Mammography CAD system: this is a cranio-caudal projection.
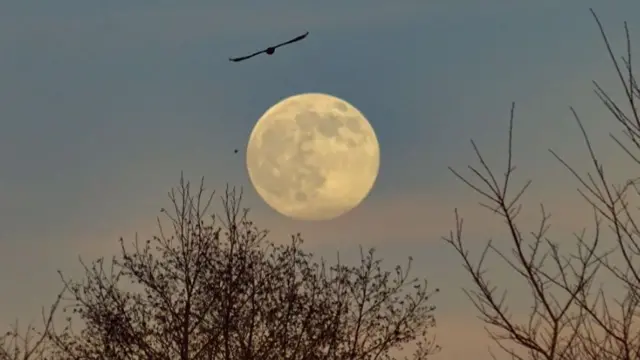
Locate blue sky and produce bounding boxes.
[1,1,639,359]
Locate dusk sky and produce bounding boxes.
[1,1,640,359]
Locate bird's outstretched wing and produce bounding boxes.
[229,49,266,62]
[273,31,309,49]
[229,31,309,62]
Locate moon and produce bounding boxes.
[246,93,380,221]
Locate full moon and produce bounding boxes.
[246,93,380,221]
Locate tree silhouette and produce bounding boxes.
[0,291,62,360]
[45,177,439,360]
[444,9,640,360]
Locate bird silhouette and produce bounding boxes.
[229,31,309,62]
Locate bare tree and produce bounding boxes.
[444,8,640,360]
[46,176,439,360]
[1,290,64,360]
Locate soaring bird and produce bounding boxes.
[229,31,309,62]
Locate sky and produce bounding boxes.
[1,1,640,359]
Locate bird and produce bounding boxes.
[234,149,238,154]
[229,31,309,62]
